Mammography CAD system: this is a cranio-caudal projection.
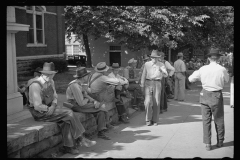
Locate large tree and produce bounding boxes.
[64,6,211,67]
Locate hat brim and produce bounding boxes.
[207,53,222,57]
[73,71,91,78]
[111,67,120,69]
[150,55,160,58]
[94,65,109,72]
[40,70,58,74]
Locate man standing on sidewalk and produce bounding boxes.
[174,52,186,101]
[188,48,229,151]
[140,50,168,126]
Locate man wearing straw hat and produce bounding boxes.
[140,50,168,126]
[66,67,112,140]
[188,48,229,151]
[173,52,186,101]
[123,58,143,110]
[26,62,96,155]
[108,63,130,123]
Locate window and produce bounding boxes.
[73,45,80,54]
[26,6,45,45]
[66,45,72,54]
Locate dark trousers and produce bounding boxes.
[200,89,225,144]
[160,77,168,112]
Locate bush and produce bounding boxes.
[30,58,68,74]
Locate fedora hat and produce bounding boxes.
[111,63,120,69]
[207,48,222,57]
[40,62,58,74]
[177,52,183,57]
[73,67,91,78]
[94,62,109,72]
[143,54,150,61]
[150,50,161,58]
[128,58,137,64]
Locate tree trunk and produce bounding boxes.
[82,33,92,68]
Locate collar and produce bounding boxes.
[209,62,217,65]
[39,76,47,84]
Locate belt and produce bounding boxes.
[212,90,222,92]
[146,79,161,81]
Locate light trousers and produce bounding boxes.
[174,73,186,101]
[144,80,161,123]
[230,76,234,106]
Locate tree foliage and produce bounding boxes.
[64,6,233,67]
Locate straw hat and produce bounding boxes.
[111,63,120,69]
[150,50,161,58]
[39,62,58,74]
[207,48,222,57]
[128,58,137,64]
[73,67,91,78]
[177,52,183,57]
[94,62,109,72]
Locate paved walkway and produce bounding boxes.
[58,81,233,158]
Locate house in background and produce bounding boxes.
[14,6,65,75]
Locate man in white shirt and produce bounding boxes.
[188,49,229,151]
[140,50,168,126]
[174,52,186,101]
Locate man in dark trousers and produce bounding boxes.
[188,48,229,151]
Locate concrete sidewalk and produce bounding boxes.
[58,81,233,158]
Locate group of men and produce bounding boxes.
[23,47,231,154]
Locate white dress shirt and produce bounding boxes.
[188,62,229,91]
[174,59,186,73]
[29,76,58,112]
[141,61,168,86]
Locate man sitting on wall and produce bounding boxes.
[66,67,112,140]
[108,63,130,123]
[123,58,143,110]
[26,62,96,155]
[86,62,122,124]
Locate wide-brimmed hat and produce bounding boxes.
[177,52,183,57]
[94,62,109,72]
[128,58,137,64]
[150,50,161,58]
[111,63,120,69]
[143,54,150,61]
[73,67,91,78]
[207,48,222,57]
[40,62,58,74]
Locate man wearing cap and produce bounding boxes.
[174,52,186,101]
[108,63,130,123]
[66,67,113,140]
[158,51,175,113]
[26,62,96,155]
[188,49,229,151]
[123,58,142,110]
[140,50,168,126]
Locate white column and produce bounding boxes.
[7,6,30,116]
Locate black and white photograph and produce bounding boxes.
[7,4,234,158]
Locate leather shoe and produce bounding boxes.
[205,144,211,151]
[63,146,80,155]
[216,141,223,148]
[153,122,158,126]
[146,121,152,126]
[80,137,96,148]
[120,116,130,124]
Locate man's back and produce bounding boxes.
[174,59,186,72]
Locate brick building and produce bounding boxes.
[14,6,65,75]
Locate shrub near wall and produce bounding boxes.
[30,58,68,75]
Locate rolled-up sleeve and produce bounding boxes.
[160,64,168,77]
[70,83,89,107]
[29,83,48,112]
[123,68,129,79]
[188,70,200,82]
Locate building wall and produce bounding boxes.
[88,36,151,67]
[15,6,65,57]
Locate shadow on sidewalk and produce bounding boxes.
[210,141,234,151]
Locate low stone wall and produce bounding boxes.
[7,106,119,158]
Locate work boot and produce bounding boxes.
[98,131,111,140]
[119,115,129,124]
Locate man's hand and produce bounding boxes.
[46,105,55,116]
